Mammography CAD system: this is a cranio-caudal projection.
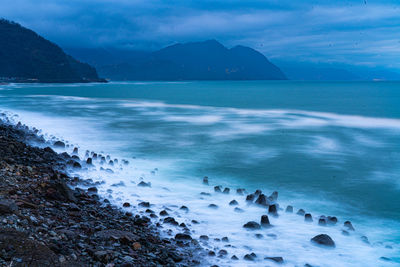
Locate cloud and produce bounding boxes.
[1,0,400,69]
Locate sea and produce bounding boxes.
[0,81,399,266]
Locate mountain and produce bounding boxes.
[68,40,287,81]
[0,19,105,83]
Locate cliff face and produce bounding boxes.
[0,19,104,83]
[75,40,287,81]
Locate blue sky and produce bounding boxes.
[2,0,400,70]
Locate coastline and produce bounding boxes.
[0,119,204,266]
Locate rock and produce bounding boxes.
[164,217,178,225]
[244,253,257,261]
[236,188,245,195]
[160,210,169,216]
[223,187,230,194]
[214,186,222,192]
[53,141,65,148]
[180,205,189,212]
[138,202,150,207]
[246,194,255,202]
[265,256,284,263]
[87,186,98,193]
[234,207,244,213]
[203,176,209,185]
[344,221,355,231]
[231,255,239,260]
[255,194,268,206]
[86,157,92,164]
[137,181,151,187]
[268,204,278,216]
[208,251,216,256]
[318,218,327,226]
[208,204,218,209]
[305,213,313,222]
[72,147,78,154]
[261,215,271,227]
[342,230,350,236]
[218,249,228,256]
[229,200,238,206]
[270,191,278,201]
[0,199,18,215]
[221,236,229,242]
[311,234,335,247]
[243,221,261,230]
[327,216,338,225]
[254,190,262,196]
[285,205,293,213]
[123,202,130,207]
[361,236,370,244]
[200,235,209,241]
[175,233,192,241]
[297,209,305,216]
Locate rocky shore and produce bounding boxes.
[0,121,204,266]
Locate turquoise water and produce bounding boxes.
[0,81,399,266]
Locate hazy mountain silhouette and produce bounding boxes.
[68,40,287,81]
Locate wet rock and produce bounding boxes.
[361,236,370,244]
[223,187,230,194]
[234,207,244,213]
[246,194,255,202]
[123,202,130,207]
[229,200,238,206]
[218,249,228,256]
[270,191,278,201]
[164,217,179,226]
[72,147,78,154]
[208,204,218,209]
[53,141,65,148]
[265,256,284,263]
[191,220,199,224]
[137,181,151,187]
[160,210,169,216]
[297,209,305,216]
[222,237,229,242]
[86,157,92,164]
[200,192,211,196]
[87,186,98,193]
[138,202,150,207]
[380,257,392,262]
[268,204,278,217]
[200,235,209,241]
[255,194,268,206]
[261,215,271,227]
[243,221,261,230]
[327,216,338,225]
[344,221,355,231]
[203,176,209,185]
[244,253,257,261]
[175,233,192,241]
[305,213,313,222]
[311,234,335,247]
[318,218,327,226]
[208,251,216,256]
[254,190,262,196]
[342,230,350,236]
[255,233,263,239]
[180,205,189,212]
[73,161,81,168]
[214,186,222,192]
[231,255,239,260]
[0,199,18,215]
[286,205,293,213]
[236,188,245,195]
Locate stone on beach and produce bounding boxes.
[344,221,355,231]
[286,205,293,213]
[223,187,230,194]
[297,209,305,216]
[214,186,222,192]
[137,181,151,187]
[208,204,218,209]
[53,141,65,148]
[246,194,255,202]
[261,215,271,227]
[265,256,284,263]
[305,213,313,222]
[268,204,278,217]
[229,200,238,206]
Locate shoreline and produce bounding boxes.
[0,119,204,266]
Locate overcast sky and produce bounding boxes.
[2,0,400,69]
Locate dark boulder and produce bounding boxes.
[214,186,222,192]
[261,215,271,227]
[246,194,255,202]
[203,176,209,185]
[223,187,230,194]
[255,194,268,206]
[243,221,261,230]
[311,234,335,247]
[0,199,18,214]
[265,256,284,263]
[286,205,293,213]
[229,200,238,206]
[137,181,151,187]
[297,209,305,216]
[208,204,218,209]
[268,204,278,216]
[53,141,65,148]
[305,213,313,222]
[344,221,355,231]
[175,233,192,240]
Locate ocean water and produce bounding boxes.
[0,81,399,266]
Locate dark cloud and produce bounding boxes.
[1,0,400,69]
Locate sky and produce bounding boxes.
[2,0,400,72]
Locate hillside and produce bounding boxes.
[0,19,105,83]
